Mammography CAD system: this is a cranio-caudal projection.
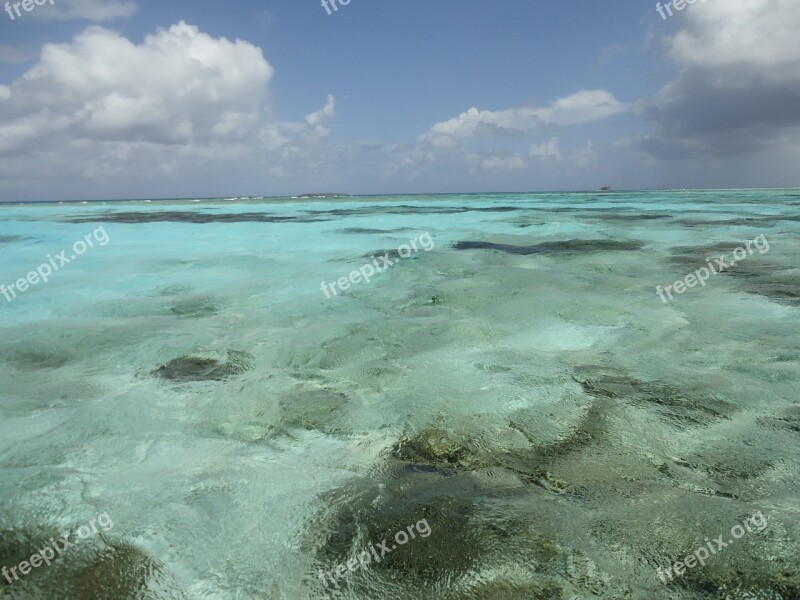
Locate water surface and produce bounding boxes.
[1,190,798,599]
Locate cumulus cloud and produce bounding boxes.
[530,137,562,161]
[0,21,339,199]
[481,153,526,172]
[404,90,616,180]
[0,21,337,156]
[301,94,336,145]
[423,89,625,146]
[0,21,275,152]
[640,0,800,157]
[666,0,800,75]
[571,141,598,168]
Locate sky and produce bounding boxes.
[0,0,798,201]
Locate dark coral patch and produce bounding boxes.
[169,296,221,318]
[668,241,800,305]
[454,239,644,255]
[0,235,28,243]
[152,350,253,382]
[313,472,486,589]
[572,365,735,428]
[68,211,329,224]
[1,527,183,597]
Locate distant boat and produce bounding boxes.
[598,186,612,192]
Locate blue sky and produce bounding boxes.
[0,0,798,200]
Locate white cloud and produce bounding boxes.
[530,137,562,161]
[0,21,339,199]
[424,89,626,146]
[405,92,618,181]
[571,141,598,168]
[641,0,800,157]
[0,22,275,151]
[666,0,800,77]
[481,153,526,172]
[301,94,336,145]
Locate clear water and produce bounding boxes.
[1,191,798,599]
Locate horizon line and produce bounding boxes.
[2,186,799,205]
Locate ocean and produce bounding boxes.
[1,190,798,599]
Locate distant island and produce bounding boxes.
[293,193,351,199]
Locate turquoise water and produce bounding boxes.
[1,191,799,599]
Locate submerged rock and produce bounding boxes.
[675,214,800,227]
[453,239,644,256]
[310,418,627,597]
[757,408,800,434]
[151,349,253,382]
[68,211,328,224]
[307,420,578,592]
[359,248,406,263]
[675,529,800,600]
[4,347,74,370]
[0,235,28,244]
[667,241,800,305]
[169,296,221,318]
[312,470,488,590]
[340,227,414,234]
[310,205,518,217]
[0,527,182,598]
[402,463,453,477]
[280,388,350,434]
[572,365,735,428]
[392,427,468,467]
[396,404,607,474]
[310,405,798,598]
[387,411,609,498]
[65,542,164,599]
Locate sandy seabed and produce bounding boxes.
[1,190,799,599]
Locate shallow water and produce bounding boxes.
[1,190,798,599]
